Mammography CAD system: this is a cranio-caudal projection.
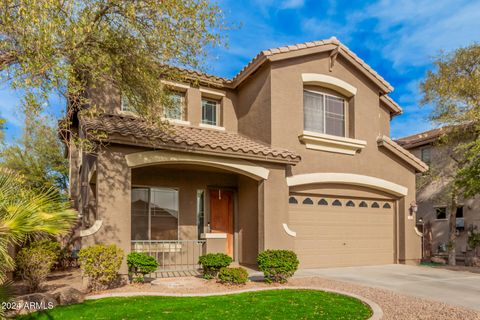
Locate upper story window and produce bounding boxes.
[303,90,346,137]
[421,147,431,164]
[164,91,186,121]
[121,95,135,113]
[201,98,220,126]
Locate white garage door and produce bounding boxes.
[288,195,395,268]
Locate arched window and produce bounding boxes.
[359,201,368,208]
[302,198,314,205]
[288,197,298,204]
[346,200,355,207]
[318,198,328,206]
[371,202,380,208]
[332,199,342,206]
[383,203,392,209]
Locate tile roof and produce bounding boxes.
[396,127,446,149]
[80,114,301,164]
[231,37,393,92]
[172,37,394,93]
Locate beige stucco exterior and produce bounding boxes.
[70,39,424,273]
[405,140,480,259]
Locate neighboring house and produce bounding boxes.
[68,37,427,275]
[398,128,480,260]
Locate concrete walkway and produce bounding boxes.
[294,264,480,311]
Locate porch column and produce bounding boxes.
[89,147,131,275]
[260,165,294,251]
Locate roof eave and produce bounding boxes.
[93,133,301,165]
[377,135,429,173]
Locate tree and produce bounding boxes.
[421,43,480,265]
[0,118,5,143]
[0,0,226,131]
[0,170,77,283]
[1,114,68,194]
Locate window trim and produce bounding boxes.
[201,97,221,127]
[163,91,187,121]
[303,88,348,138]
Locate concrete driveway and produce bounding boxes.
[294,264,480,311]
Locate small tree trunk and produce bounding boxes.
[448,189,458,266]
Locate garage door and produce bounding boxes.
[288,195,395,268]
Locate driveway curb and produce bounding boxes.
[86,286,383,320]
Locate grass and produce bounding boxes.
[18,289,372,320]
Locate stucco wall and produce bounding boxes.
[267,53,420,263]
[409,143,480,256]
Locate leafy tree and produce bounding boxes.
[1,114,68,194]
[421,43,480,265]
[0,118,5,143]
[0,170,77,283]
[0,0,225,131]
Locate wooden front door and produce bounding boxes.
[210,189,234,257]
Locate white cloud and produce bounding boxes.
[280,0,305,9]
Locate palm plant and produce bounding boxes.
[0,170,77,283]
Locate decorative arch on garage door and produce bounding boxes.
[286,173,408,197]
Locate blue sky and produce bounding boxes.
[1,0,479,142]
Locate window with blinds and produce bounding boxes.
[304,90,346,137]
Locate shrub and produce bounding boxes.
[198,253,232,279]
[127,252,159,283]
[218,267,248,285]
[468,229,480,254]
[16,246,56,292]
[29,239,61,268]
[256,250,299,283]
[78,244,124,291]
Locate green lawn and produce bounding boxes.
[18,289,372,320]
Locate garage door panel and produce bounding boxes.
[288,195,394,268]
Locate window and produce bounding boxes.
[371,202,380,208]
[332,199,342,206]
[303,90,346,137]
[289,196,298,204]
[383,203,392,209]
[456,206,464,218]
[121,95,135,113]
[197,190,205,240]
[346,200,355,207]
[302,198,313,205]
[359,201,368,208]
[436,207,447,220]
[164,92,186,120]
[131,187,179,240]
[201,98,219,126]
[318,199,328,206]
[421,147,431,163]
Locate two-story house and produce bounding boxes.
[398,127,480,261]
[68,38,427,275]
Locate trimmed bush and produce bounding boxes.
[16,246,56,292]
[256,250,299,283]
[127,252,159,283]
[29,239,61,268]
[198,253,232,279]
[78,244,124,292]
[218,267,248,285]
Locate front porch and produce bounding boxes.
[128,163,260,275]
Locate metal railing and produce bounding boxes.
[131,240,206,277]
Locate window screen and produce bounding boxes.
[303,90,345,137]
[164,92,185,120]
[201,99,218,125]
